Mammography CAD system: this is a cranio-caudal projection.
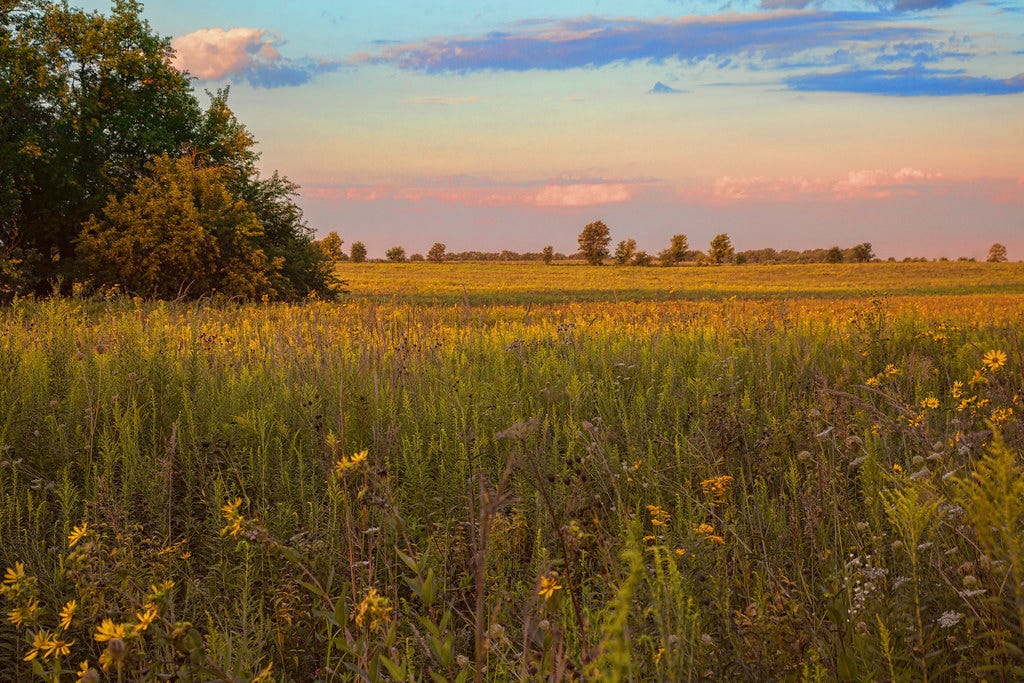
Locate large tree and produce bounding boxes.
[2,0,201,293]
[1,1,335,300]
[988,243,1008,263]
[578,221,611,265]
[658,234,688,265]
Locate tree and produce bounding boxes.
[386,246,407,263]
[632,251,652,267]
[427,242,447,263]
[350,241,367,263]
[988,243,1008,263]
[851,242,874,263]
[3,0,202,293]
[614,239,637,265]
[542,245,554,265]
[578,221,611,265]
[317,232,345,261]
[77,154,277,299]
[658,234,688,265]
[709,233,734,264]
[825,246,844,264]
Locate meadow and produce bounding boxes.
[1,262,1023,681]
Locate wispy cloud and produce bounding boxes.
[302,177,648,207]
[786,67,1024,95]
[172,28,339,88]
[349,12,933,74]
[704,168,1023,204]
[407,96,482,105]
[649,81,685,94]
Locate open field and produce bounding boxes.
[2,263,1024,681]
[338,261,1024,304]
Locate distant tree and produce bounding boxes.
[542,245,555,265]
[578,221,612,265]
[317,231,345,261]
[386,246,407,263]
[825,246,843,264]
[734,253,747,265]
[350,241,367,263]
[614,238,637,265]
[709,233,734,264]
[427,242,447,262]
[851,242,874,263]
[78,154,277,299]
[632,251,652,267]
[659,234,688,265]
[409,253,424,262]
[988,243,1008,263]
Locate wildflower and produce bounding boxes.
[76,661,98,683]
[68,521,89,547]
[982,349,1007,372]
[920,397,939,410]
[694,523,715,536]
[951,381,964,399]
[3,562,26,587]
[8,596,39,626]
[220,498,245,538]
[865,376,880,387]
[23,628,54,661]
[134,607,158,632]
[884,364,901,377]
[538,574,563,602]
[43,634,74,659]
[991,407,1014,425]
[94,619,127,642]
[675,548,687,557]
[353,588,392,631]
[936,611,963,629]
[333,449,369,478]
[59,599,77,630]
[892,463,903,475]
[646,504,671,527]
[700,475,734,504]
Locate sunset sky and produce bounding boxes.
[84,1,1023,258]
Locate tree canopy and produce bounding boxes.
[578,221,611,265]
[0,0,335,300]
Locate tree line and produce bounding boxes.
[1,0,338,301]
[318,222,1011,266]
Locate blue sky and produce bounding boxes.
[80,0,1024,258]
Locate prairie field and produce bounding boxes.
[2,262,1024,681]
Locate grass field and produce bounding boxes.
[2,262,1024,681]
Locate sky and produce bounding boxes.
[82,0,1023,259]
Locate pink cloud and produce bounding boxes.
[706,168,957,204]
[832,167,943,199]
[172,28,274,81]
[532,183,633,206]
[302,180,638,208]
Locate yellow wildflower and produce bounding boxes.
[892,463,903,474]
[646,504,671,527]
[220,498,245,538]
[76,661,93,683]
[43,634,74,659]
[694,523,715,536]
[59,599,77,630]
[700,475,734,503]
[991,407,1014,425]
[537,574,563,602]
[333,449,369,478]
[982,349,1007,372]
[23,629,53,661]
[7,596,39,627]
[3,562,25,587]
[884,364,901,377]
[675,548,687,557]
[354,588,393,630]
[134,607,158,632]
[865,376,880,387]
[68,522,88,548]
[94,619,126,642]
[920,397,940,410]
[951,381,964,399]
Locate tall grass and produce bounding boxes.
[1,268,1023,680]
